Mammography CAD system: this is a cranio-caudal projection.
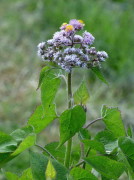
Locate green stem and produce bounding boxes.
[64,72,72,168]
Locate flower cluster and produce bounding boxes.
[37,19,108,72]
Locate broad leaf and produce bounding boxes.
[5,172,18,180]
[59,105,86,147]
[82,139,105,154]
[91,66,108,85]
[70,167,97,180]
[95,130,118,154]
[28,104,57,133]
[117,150,134,178]
[102,105,126,138]
[37,66,51,90]
[10,125,34,143]
[0,153,11,165]
[45,160,56,179]
[101,176,110,180]
[73,81,89,105]
[19,168,33,180]
[30,151,68,180]
[41,72,61,111]
[0,131,17,153]
[11,134,36,157]
[118,137,134,160]
[127,126,134,138]
[84,156,125,179]
[78,128,91,140]
[44,142,65,163]
[0,134,36,167]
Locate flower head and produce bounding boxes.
[37,19,108,72]
[78,19,84,24]
[74,35,83,43]
[69,19,84,30]
[60,23,67,30]
[83,31,95,45]
[65,25,74,32]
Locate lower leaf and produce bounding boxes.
[84,155,125,179]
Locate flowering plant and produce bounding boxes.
[1,19,134,180]
[37,19,108,72]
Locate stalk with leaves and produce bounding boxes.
[0,19,134,180]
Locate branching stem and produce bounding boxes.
[84,117,103,129]
[35,144,56,160]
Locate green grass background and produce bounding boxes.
[0,0,134,179]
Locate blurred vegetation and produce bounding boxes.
[0,0,134,179]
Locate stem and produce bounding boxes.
[84,117,103,129]
[80,142,85,159]
[35,144,56,160]
[68,72,72,108]
[64,72,72,168]
[73,160,84,168]
[83,147,91,169]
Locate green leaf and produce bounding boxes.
[70,167,97,180]
[59,105,86,147]
[41,72,61,111]
[44,142,65,163]
[127,126,134,138]
[19,168,33,180]
[117,150,134,178]
[0,134,36,167]
[118,137,134,160]
[78,128,91,140]
[28,104,57,133]
[0,131,17,153]
[37,66,51,90]
[10,125,34,143]
[11,134,36,157]
[30,151,68,180]
[5,172,18,180]
[0,153,11,165]
[82,139,105,154]
[73,81,90,105]
[91,66,108,85]
[84,156,125,179]
[101,176,110,180]
[127,126,132,138]
[102,105,126,138]
[95,130,118,154]
[45,160,56,179]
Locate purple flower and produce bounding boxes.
[53,31,71,46]
[83,31,95,45]
[74,35,83,43]
[47,39,54,46]
[69,19,84,30]
[97,51,108,61]
[37,19,108,72]
[37,42,46,49]
[60,23,67,30]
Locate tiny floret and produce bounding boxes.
[78,20,85,24]
[69,19,84,30]
[60,23,67,30]
[74,35,83,43]
[37,19,108,72]
[83,31,95,45]
[65,25,74,32]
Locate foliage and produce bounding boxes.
[0,64,134,180]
